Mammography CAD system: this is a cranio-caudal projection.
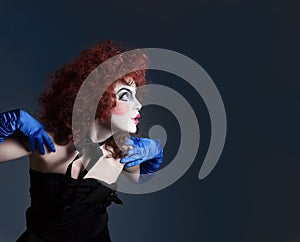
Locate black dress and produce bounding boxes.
[16,155,123,242]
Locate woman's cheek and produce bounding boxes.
[112,102,130,115]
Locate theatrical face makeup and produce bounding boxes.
[110,80,142,133]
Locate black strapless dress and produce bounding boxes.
[16,156,123,242]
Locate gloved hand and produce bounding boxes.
[0,109,56,154]
[120,136,163,173]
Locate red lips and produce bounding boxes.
[131,113,140,125]
[134,113,141,119]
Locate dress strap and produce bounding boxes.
[65,155,79,179]
[65,154,89,181]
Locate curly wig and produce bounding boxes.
[38,40,148,157]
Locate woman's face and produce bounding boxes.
[110,80,142,133]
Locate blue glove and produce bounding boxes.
[121,136,163,173]
[0,109,56,155]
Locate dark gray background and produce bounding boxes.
[0,0,299,241]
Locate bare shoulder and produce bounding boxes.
[29,132,78,174]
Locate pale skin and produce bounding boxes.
[0,79,141,184]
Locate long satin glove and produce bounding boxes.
[0,109,56,154]
[120,136,163,183]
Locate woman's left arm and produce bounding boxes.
[120,137,163,183]
[123,165,140,183]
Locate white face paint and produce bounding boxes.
[110,81,142,133]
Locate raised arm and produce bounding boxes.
[123,164,141,183]
[0,134,31,162]
[120,136,163,183]
[0,109,56,163]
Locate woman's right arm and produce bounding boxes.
[0,109,56,163]
[0,134,31,163]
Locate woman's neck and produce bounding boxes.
[89,118,113,143]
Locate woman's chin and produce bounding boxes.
[125,127,137,134]
[112,126,137,134]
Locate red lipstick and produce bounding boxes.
[134,113,141,119]
[131,113,141,125]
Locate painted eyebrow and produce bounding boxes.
[116,87,135,95]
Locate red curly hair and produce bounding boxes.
[38,40,148,158]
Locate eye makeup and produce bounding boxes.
[116,87,136,101]
[119,91,131,101]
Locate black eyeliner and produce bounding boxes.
[119,92,128,99]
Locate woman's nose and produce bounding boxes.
[134,98,142,111]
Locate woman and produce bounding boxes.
[0,40,163,241]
